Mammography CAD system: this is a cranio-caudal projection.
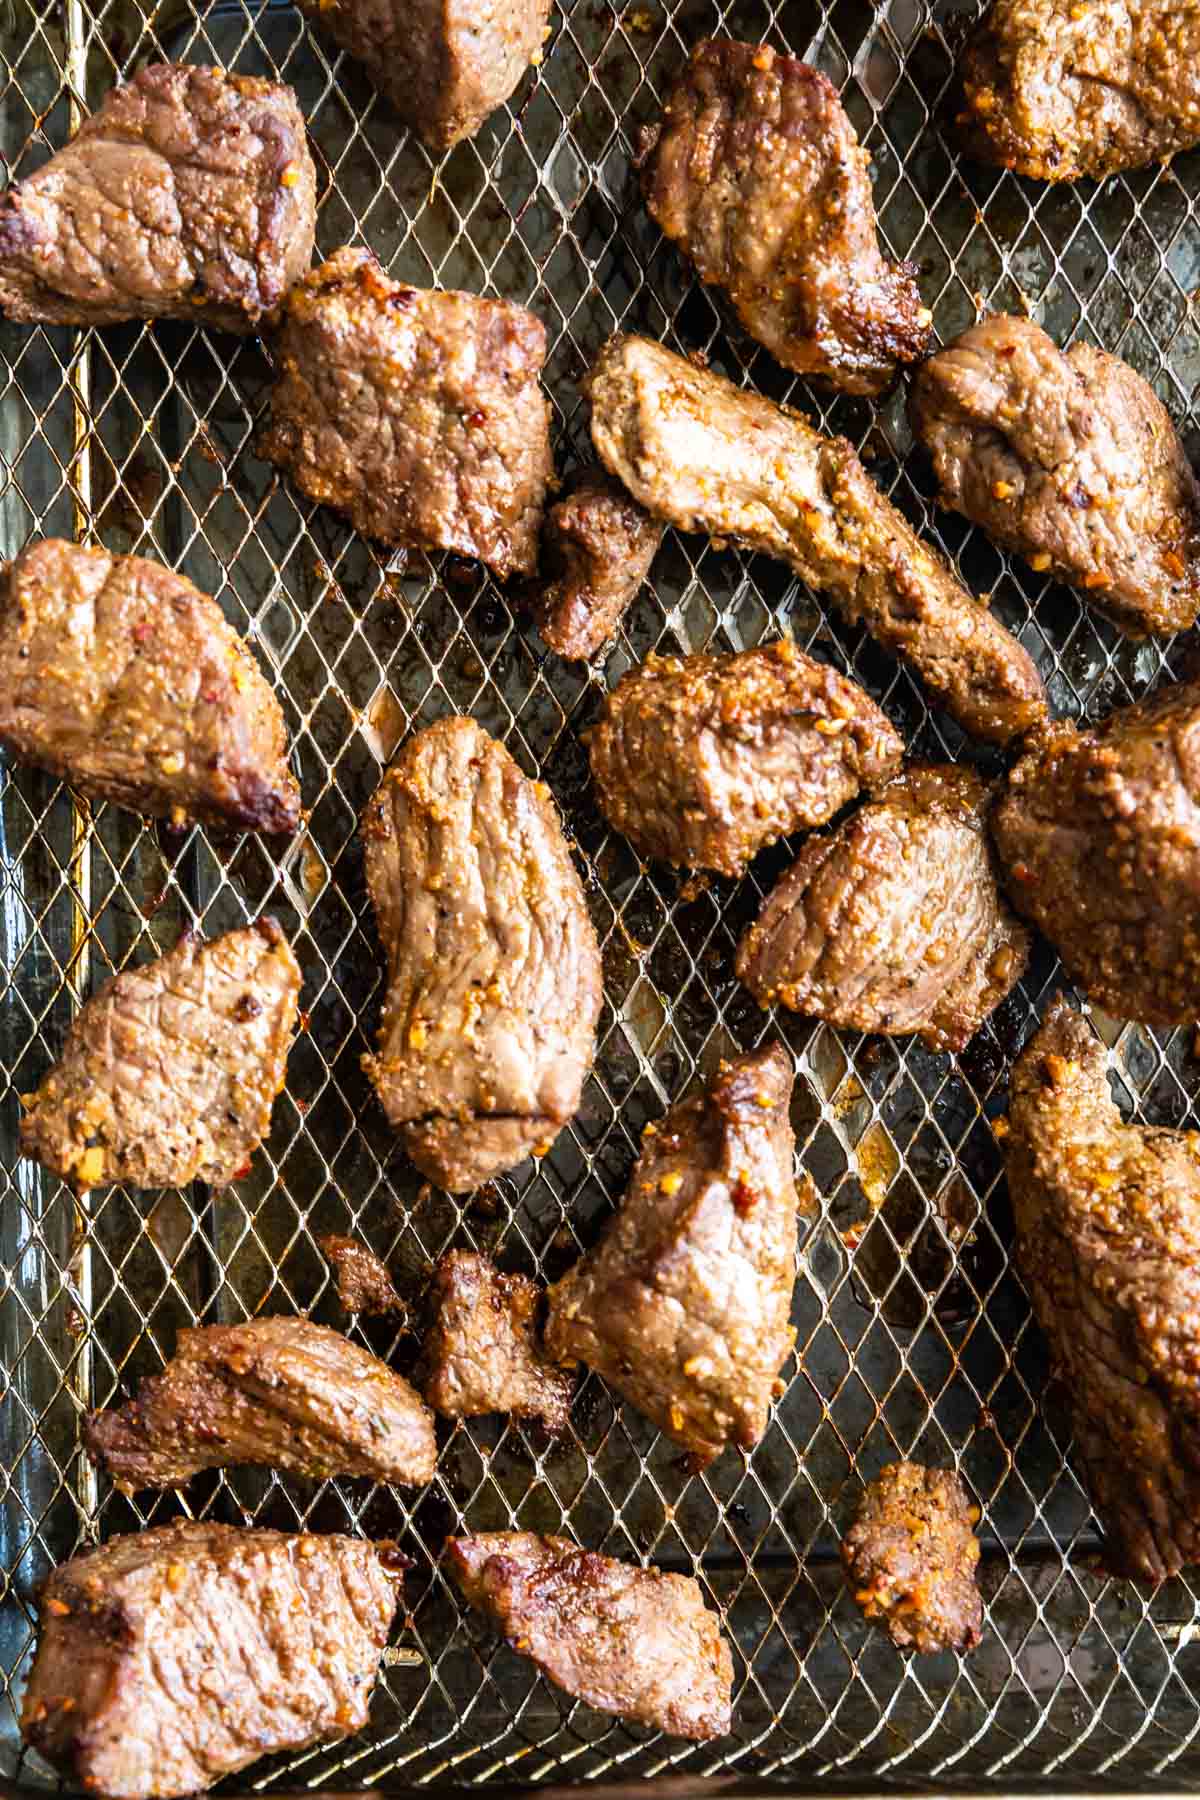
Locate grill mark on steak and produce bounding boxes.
[529,464,665,660]
[319,1233,404,1316]
[841,1462,983,1653]
[641,38,930,395]
[420,1251,573,1431]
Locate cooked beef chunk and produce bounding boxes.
[421,1251,573,1431]
[259,249,552,579]
[0,64,314,331]
[20,1520,404,1800]
[363,717,602,1192]
[841,1462,983,1654]
[546,1044,799,1463]
[959,0,1200,182]
[911,316,1200,637]
[589,334,1047,746]
[641,39,930,395]
[736,765,1030,1053]
[20,919,299,1192]
[993,680,1200,1023]
[0,539,300,833]
[85,1316,436,1491]
[446,1532,733,1739]
[529,465,665,660]
[1006,997,1200,1580]
[586,638,903,877]
[297,0,551,153]
[319,1233,403,1316]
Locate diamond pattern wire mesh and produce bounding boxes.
[2,0,1200,1787]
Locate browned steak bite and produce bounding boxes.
[296,0,551,153]
[546,1044,800,1464]
[911,316,1200,637]
[363,717,602,1192]
[642,39,930,395]
[841,1462,983,1654]
[259,248,552,578]
[960,0,1200,182]
[529,465,665,660]
[421,1251,573,1431]
[0,64,315,330]
[1005,997,1200,1581]
[20,1520,404,1800]
[0,539,300,833]
[736,765,1030,1052]
[992,680,1200,1024]
[588,333,1048,746]
[84,1315,436,1490]
[319,1233,404,1316]
[446,1532,733,1739]
[20,919,299,1192]
[586,638,903,877]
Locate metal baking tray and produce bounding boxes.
[2,0,1200,1787]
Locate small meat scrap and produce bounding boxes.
[84,1316,437,1491]
[736,765,1030,1053]
[0,539,300,834]
[20,1520,404,1800]
[446,1532,733,1739]
[259,249,553,579]
[910,315,1200,637]
[318,1233,403,1316]
[529,465,665,661]
[586,638,903,877]
[363,717,602,1192]
[20,919,300,1192]
[421,1251,573,1431]
[642,39,930,394]
[0,64,315,330]
[546,1044,800,1464]
[841,1463,983,1654]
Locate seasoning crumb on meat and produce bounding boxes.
[20,1520,405,1800]
[259,248,552,579]
[0,64,315,330]
[0,539,300,834]
[446,1531,733,1739]
[529,465,664,661]
[841,1462,983,1654]
[20,919,300,1193]
[319,1234,404,1317]
[586,638,903,877]
[641,38,931,394]
[421,1251,573,1431]
[546,1044,801,1464]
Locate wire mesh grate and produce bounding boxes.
[3,0,1200,1786]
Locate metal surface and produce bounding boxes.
[2,0,1200,1788]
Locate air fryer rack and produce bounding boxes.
[2,0,1200,1787]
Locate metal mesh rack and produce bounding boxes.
[3,0,1200,1787]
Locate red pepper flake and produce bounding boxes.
[132,621,152,645]
[465,409,487,429]
[731,1179,757,1215]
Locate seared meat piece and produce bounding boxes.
[960,0,1200,183]
[1006,997,1200,1580]
[0,539,300,833]
[641,39,930,395]
[0,64,314,331]
[20,919,299,1192]
[298,0,551,153]
[736,765,1030,1053]
[446,1532,732,1739]
[20,1520,403,1800]
[319,1233,403,1316]
[421,1251,573,1431]
[586,638,903,877]
[530,465,665,660]
[363,717,602,1192]
[911,316,1200,637]
[589,334,1047,746]
[259,249,552,579]
[546,1045,799,1463]
[84,1316,436,1491]
[993,680,1200,1023]
[841,1463,983,1654]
